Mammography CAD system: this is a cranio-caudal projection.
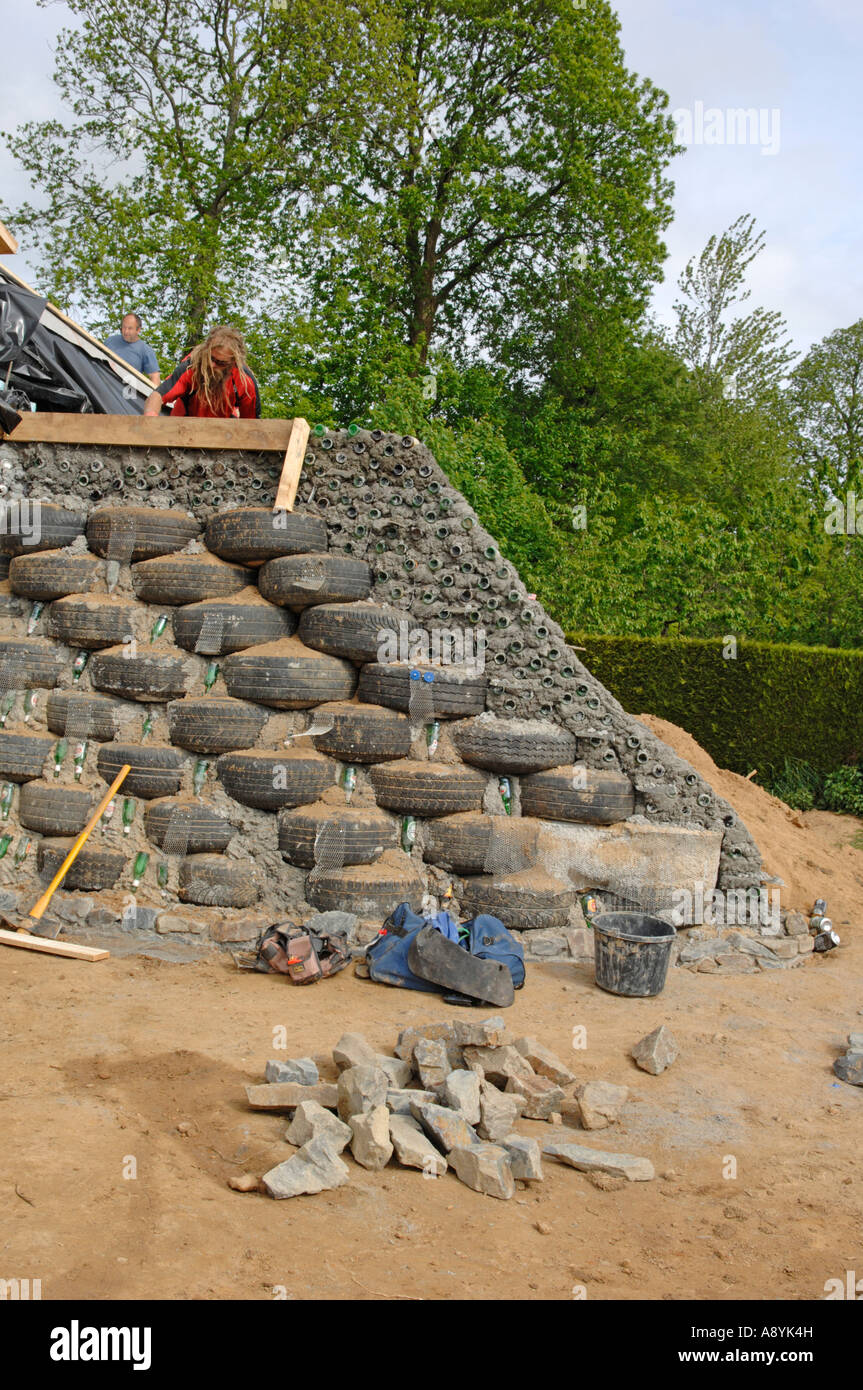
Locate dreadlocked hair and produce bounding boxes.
[188,327,250,412]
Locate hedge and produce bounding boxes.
[568,633,863,777]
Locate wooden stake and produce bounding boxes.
[274,417,311,512]
[0,930,109,962]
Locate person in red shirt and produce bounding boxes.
[142,325,260,418]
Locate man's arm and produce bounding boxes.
[149,371,161,387]
[143,390,163,416]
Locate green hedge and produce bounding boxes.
[568,633,863,777]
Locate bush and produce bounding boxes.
[822,765,863,817]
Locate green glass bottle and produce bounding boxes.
[342,765,357,803]
[426,721,441,757]
[498,776,513,815]
[150,614,168,643]
[580,892,599,926]
[27,600,45,636]
[157,860,169,888]
[141,711,153,740]
[401,816,416,853]
[73,740,88,780]
[204,660,220,692]
[101,798,116,833]
[0,782,13,821]
[193,759,209,797]
[14,837,31,865]
[122,797,136,835]
[0,691,15,726]
[53,738,68,778]
[23,690,38,724]
[0,833,11,859]
[72,650,90,682]
[132,851,150,888]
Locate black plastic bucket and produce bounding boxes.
[592,912,676,997]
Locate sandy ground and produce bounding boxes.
[1,717,862,1303]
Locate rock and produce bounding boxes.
[847,1032,863,1051]
[534,1219,552,1233]
[389,1114,448,1175]
[413,1038,452,1091]
[285,1100,352,1153]
[797,935,814,955]
[375,1055,413,1088]
[559,1098,582,1129]
[678,936,728,964]
[452,1016,510,1048]
[410,1100,478,1153]
[332,1032,377,1072]
[0,888,20,913]
[713,952,758,973]
[763,936,798,960]
[443,1069,481,1125]
[630,1025,679,1076]
[307,910,358,939]
[246,1082,338,1111]
[337,1065,389,1122]
[833,1054,863,1086]
[54,895,95,923]
[697,957,718,972]
[449,1143,515,1200]
[265,1057,319,1086]
[477,1081,525,1141]
[502,1134,543,1181]
[349,1106,393,1170]
[87,906,119,929]
[544,1140,655,1182]
[784,911,809,937]
[512,1037,575,1086]
[386,1088,437,1115]
[121,904,159,932]
[504,1073,564,1120]
[156,912,206,934]
[395,1022,457,1061]
[574,1080,629,1130]
[262,1135,350,1198]
[210,915,266,943]
[228,1173,261,1192]
[462,1045,534,1087]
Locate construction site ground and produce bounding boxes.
[2,716,862,1302]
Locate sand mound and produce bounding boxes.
[636,713,863,927]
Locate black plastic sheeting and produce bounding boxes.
[0,281,145,416]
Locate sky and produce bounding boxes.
[0,0,861,359]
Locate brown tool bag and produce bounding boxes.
[255,921,350,984]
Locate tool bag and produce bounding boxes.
[255,921,350,984]
[366,902,525,994]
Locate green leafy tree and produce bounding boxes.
[790,318,863,503]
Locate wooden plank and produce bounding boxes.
[2,411,299,451]
[0,928,109,961]
[274,417,311,512]
[0,220,19,255]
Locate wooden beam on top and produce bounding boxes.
[1,411,301,452]
[274,417,311,512]
[0,220,18,255]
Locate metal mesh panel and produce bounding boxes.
[307,820,346,885]
[105,516,137,591]
[294,557,327,593]
[408,672,435,733]
[194,611,225,656]
[482,820,530,878]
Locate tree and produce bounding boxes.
[790,318,863,502]
[672,215,796,404]
[289,0,679,370]
[4,0,399,355]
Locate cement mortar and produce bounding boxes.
[0,430,762,893]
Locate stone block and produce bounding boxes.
[574,1080,629,1130]
[462,1045,533,1087]
[209,915,266,943]
[504,1073,564,1120]
[389,1114,447,1175]
[797,934,815,954]
[543,1139,655,1182]
[414,1037,452,1091]
[246,1082,338,1112]
[477,1082,524,1142]
[386,1088,437,1115]
[265,1057,319,1086]
[410,1100,478,1153]
[262,1135,350,1199]
[833,1054,863,1086]
[535,820,722,912]
[449,1143,515,1200]
[452,1016,510,1048]
[630,1025,679,1076]
[502,1134,543,1182]
[156,913,206,934]
[394,1022,457,1061]
[512,1036,575,1085]
[375,1055,413,1089]
[443,1069,481,1125]
[784,911,809,937]
[333,1032,377,1072]
[337,1065,389,1122]
[285,1100,352,1153]
[349,1106,393,1170]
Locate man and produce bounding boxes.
[105,313,160,386]
[143,325,260,418]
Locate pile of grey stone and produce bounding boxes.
[833,1031,863,1086]
[675,914,817,975]
[244,1016,662,1201]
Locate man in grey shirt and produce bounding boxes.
[105,313,160,385]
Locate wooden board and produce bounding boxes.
[274,418,311,511]
[0,220,19,255]
[0,928,109,961]
[2,412,302,451]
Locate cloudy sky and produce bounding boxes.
[1,0,860,358]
